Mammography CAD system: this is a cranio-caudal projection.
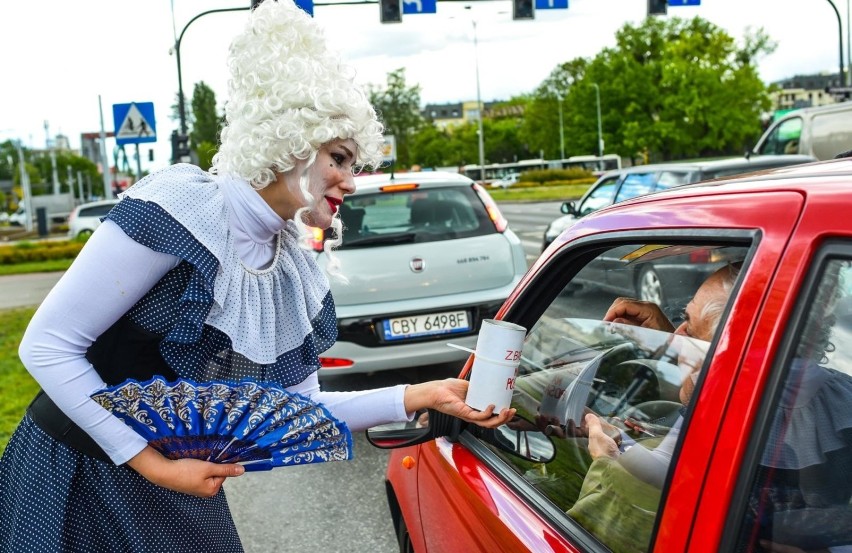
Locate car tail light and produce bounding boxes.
[319,357,354,368]
[472,183,508,232]
[308,226,324,252]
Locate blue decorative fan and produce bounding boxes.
[91,376,352,471]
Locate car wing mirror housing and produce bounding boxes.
[366,411,556,464]
[561,201,577,216]
[365,409,463,449]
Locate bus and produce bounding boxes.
[462,154,622,183]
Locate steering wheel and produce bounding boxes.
[555,342,635,426]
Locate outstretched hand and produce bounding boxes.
[127,446,245,498]
[603,297,675,333]
[585,413,620,460]
[404,378,516,429]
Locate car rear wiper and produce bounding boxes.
[343,232,417,247]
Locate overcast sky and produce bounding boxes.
[0,0,843,172]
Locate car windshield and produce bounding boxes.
[335,186,494,249]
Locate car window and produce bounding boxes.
[654,170,692,189]
[758,117,803,155]
[614,173,656,202]
[734,252,852,551]
[578,177,619,215]
[481,240,751,553]
[337,186,490,248]
[79,204,115,218]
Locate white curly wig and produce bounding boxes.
[211,0,384,188]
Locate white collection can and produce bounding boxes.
[465,319,526,413]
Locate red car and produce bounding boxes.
[369,158,852,553]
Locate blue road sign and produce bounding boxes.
[295,0,314,16]
[113,102,157,146]
[667,0,700,5]
[403,0,436,14]
[535,0,568,9]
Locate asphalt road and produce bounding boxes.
[0,201,564,552]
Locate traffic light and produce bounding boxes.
[647,0,667,15]
[513,0,534,20]
[171,131,191,164]
[380,0,402,23]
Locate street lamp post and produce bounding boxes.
[826,0,845,87]
[592,83,603,160]
[556,94,565,160]
[173,7,250,136]
[470,16,486,183]
[847,0,851,86]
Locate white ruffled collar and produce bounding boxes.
[219,175,286,270]
[121,165,331,365]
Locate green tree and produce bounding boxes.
[520,60,588,159]
[409,124,454,168]
[554,17,775,163]
[368,68,424,168]
[190,81,221,170]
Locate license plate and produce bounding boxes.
[381,311,471,341]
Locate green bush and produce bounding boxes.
[520,168,595,184]
[0,240,84,264]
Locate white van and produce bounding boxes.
[752,102,852,160]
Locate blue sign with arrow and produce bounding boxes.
[667,0,700,5]
[403,0,436,14]
[535,0,568,9]
[113,102,157,146]
[295,0,314,16]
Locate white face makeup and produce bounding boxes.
[302,139,358,229]
[259,139,357,227]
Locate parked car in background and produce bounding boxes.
[491,172,522,188]
[370,158,852,553]
[67,199,119,238]
[313,171,527,378]
[541,154,816,250]
[752,101,852,160]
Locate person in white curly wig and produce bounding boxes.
[0,1,514,551]
[213,0,385,276]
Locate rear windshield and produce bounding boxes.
[79,204,116,218]
[335,185,495,249]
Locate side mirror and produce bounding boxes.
[365,409,462,449]
[366,411,556,464]
[561,201,577,216]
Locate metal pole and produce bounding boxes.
[472,18,486,182]
[98,95,111,199]
[557,96,565,160]
[15,141,33,233]
[174,7,250,136]
[847,0,851,86]
[827,0,845,87]
[77,171,84,202]
[593,83,603,157]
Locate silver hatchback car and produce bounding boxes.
[314,171,528,377]
[67,199,119,238]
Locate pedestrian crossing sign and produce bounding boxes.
[113,102,157,145]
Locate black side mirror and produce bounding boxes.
[365,409,462,449]
[561,201,578,216]
[366,411,556,464]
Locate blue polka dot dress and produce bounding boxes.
[0,164,339,552]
